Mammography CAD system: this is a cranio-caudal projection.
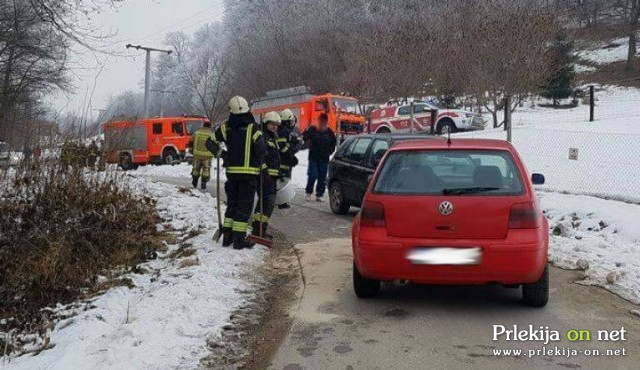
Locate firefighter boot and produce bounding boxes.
[222,229,233,247]
[252,221,273,240]
[233,237,255,250]
[201,179,208,190]
[192,175,199,189]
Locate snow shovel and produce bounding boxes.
[246,171,274,248]
[213,157,224,242]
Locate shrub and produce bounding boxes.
[0,156,163,330]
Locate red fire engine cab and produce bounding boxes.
[103,116,209,170]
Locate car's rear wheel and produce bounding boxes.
[376,127,391,134]
[353,262,380,298]
[329,182,350,214]
[522,265,549,307]
[437,119,456,135]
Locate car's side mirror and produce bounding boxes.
[531,173,545,185]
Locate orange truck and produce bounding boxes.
[251,86,366,135]
[103,116,209,169]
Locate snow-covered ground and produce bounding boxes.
[577,36,638,65]
[541,192,640,304]
[458,86,640,203]
[3,175,266,369]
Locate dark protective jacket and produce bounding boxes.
[262,127,281,177]
[209,113,267,176]
[277,123,299,171]
[303,126,337,162]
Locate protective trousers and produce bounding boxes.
[223,175,258,241]
[252,177,277,234]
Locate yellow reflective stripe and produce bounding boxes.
[280,165,290,169]
[227,167,260,175]
[280,145,289,153]
[261,163,267,169]
[232,221,248,232]
[268,141,277,148]
[252,129,262,141]
[221,123,227,142]
[268,169,279,176]
[244,125,252,169]
[253,213,270,223]
[277,137,288,142]
[223,218,233,228]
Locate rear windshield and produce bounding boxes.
[373,150,525,196]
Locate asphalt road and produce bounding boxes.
[268,193,640,370]
[152,175,640,369]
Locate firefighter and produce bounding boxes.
[277,109,299,209]
[251,111,281,239]
[207,96,267,250]
[189,121,214,190]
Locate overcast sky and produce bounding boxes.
[48,0,225,118]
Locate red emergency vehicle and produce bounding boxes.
[251,86,366,135]
[103,116,209,170]
[369,102,485,135]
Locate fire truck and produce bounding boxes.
[369,101,485,135]
[103,116,209,170]
[251,86,366,135]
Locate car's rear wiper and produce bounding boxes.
[442,187,500,195]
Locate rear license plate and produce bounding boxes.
[407,247,482,265]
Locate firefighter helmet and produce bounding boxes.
[228,96,250,114]
[279,109,296,123]
[263,111,282,125]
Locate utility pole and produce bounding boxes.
[126,44,172,119]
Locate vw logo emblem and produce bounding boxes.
[439,201,453,216]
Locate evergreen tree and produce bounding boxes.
[542,31,576,106]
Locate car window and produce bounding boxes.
[185,121,204,135]
[397,106,411,115]
[373,150,524,195]
[344,138,372,163]
[172,122,184,136]
[366,139,390,167]
[152,123,162,135]
[334,137,354,159]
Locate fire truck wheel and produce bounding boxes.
[119,153,135,171]
[162,148,178,165]
[437,119,456,135]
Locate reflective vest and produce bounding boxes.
[192,127,214,158]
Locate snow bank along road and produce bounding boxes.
[266,194,640,370]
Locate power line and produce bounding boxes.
[138,4,223,43]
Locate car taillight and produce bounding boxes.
[361,201,386,228]
[509,202,542,229]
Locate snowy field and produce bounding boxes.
[459,86,640,203]
[577,36,638,65]
[3,176,266,369]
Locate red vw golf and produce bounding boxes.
[351,139,549,307]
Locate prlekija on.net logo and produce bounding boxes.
[493,324,627,345]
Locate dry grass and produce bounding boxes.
[0,156,164,332]
[577,59,640,88]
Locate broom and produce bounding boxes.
[246,170,274,248]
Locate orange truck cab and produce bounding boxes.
[251,86,365,135]
[103,116,209,170]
